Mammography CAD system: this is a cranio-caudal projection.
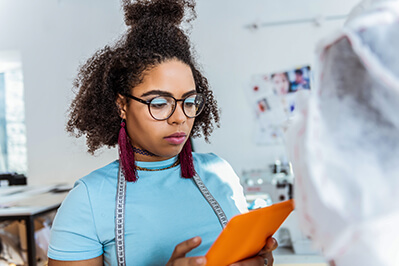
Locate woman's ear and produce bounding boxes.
[116,94,127,120]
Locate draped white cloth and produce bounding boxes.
[286,0,399,264]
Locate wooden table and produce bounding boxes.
[0,185,70,266]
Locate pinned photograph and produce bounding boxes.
[247,65,311,145]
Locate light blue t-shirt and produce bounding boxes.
[48,153,248,265]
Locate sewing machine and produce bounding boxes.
[241,160,319,255]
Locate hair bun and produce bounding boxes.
[122,0,195,27]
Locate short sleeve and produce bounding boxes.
[194,152,249,214]
[48,180,103,261]
[216,155,249,214]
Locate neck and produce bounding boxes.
[132,147,176,162]
[133,146,156,157]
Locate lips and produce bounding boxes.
[164,132,187,145]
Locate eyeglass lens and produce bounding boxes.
[149,93,205,120]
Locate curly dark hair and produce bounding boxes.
[66,0,220,154]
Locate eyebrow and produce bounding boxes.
[141,89,197,98]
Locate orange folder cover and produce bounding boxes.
[205,199,295,266]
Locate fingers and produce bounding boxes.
[229,255,264,266]
[171,256,206,266]
[266,237,278,251]
[167,237,204,266]
[259,237,278,254]
[255,237,276,266]
[263,253,274,266]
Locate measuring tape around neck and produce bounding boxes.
[115,166,127,266]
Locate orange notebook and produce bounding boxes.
[205,199,295,266]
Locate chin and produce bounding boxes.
[156,148,182,158]
[154,141,187,157]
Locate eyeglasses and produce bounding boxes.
[122,92,206,121]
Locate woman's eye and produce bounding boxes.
[184,98,196,107]
[150,98,168,109]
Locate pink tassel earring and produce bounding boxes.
[118,120,137,182]
[179,139,195,179]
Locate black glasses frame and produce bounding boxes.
[121,92,205,121]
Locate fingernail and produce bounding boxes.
[196,257,205,264]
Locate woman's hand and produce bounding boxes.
[229,237,278,266]
[166,236,207,266]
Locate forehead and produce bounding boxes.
[133,60,195,96]
[273,73,287,81]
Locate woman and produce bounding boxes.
[48,0,277,265]
[271,72,290,95]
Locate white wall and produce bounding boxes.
[190,0,360,176]
[0,0,124,185]
[0,0,360,185]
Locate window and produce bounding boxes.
[0,51,27,175]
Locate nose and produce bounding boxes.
[167,102,186,125]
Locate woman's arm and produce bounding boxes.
[48,181,104,262]
[48,255,103,266]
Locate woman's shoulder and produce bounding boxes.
[192,152,222,163]
[192,152,231,169]
[77,160,119,188]
[62,160,119,214]
[193,152,224,162]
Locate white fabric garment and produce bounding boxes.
[285,0,399,265]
